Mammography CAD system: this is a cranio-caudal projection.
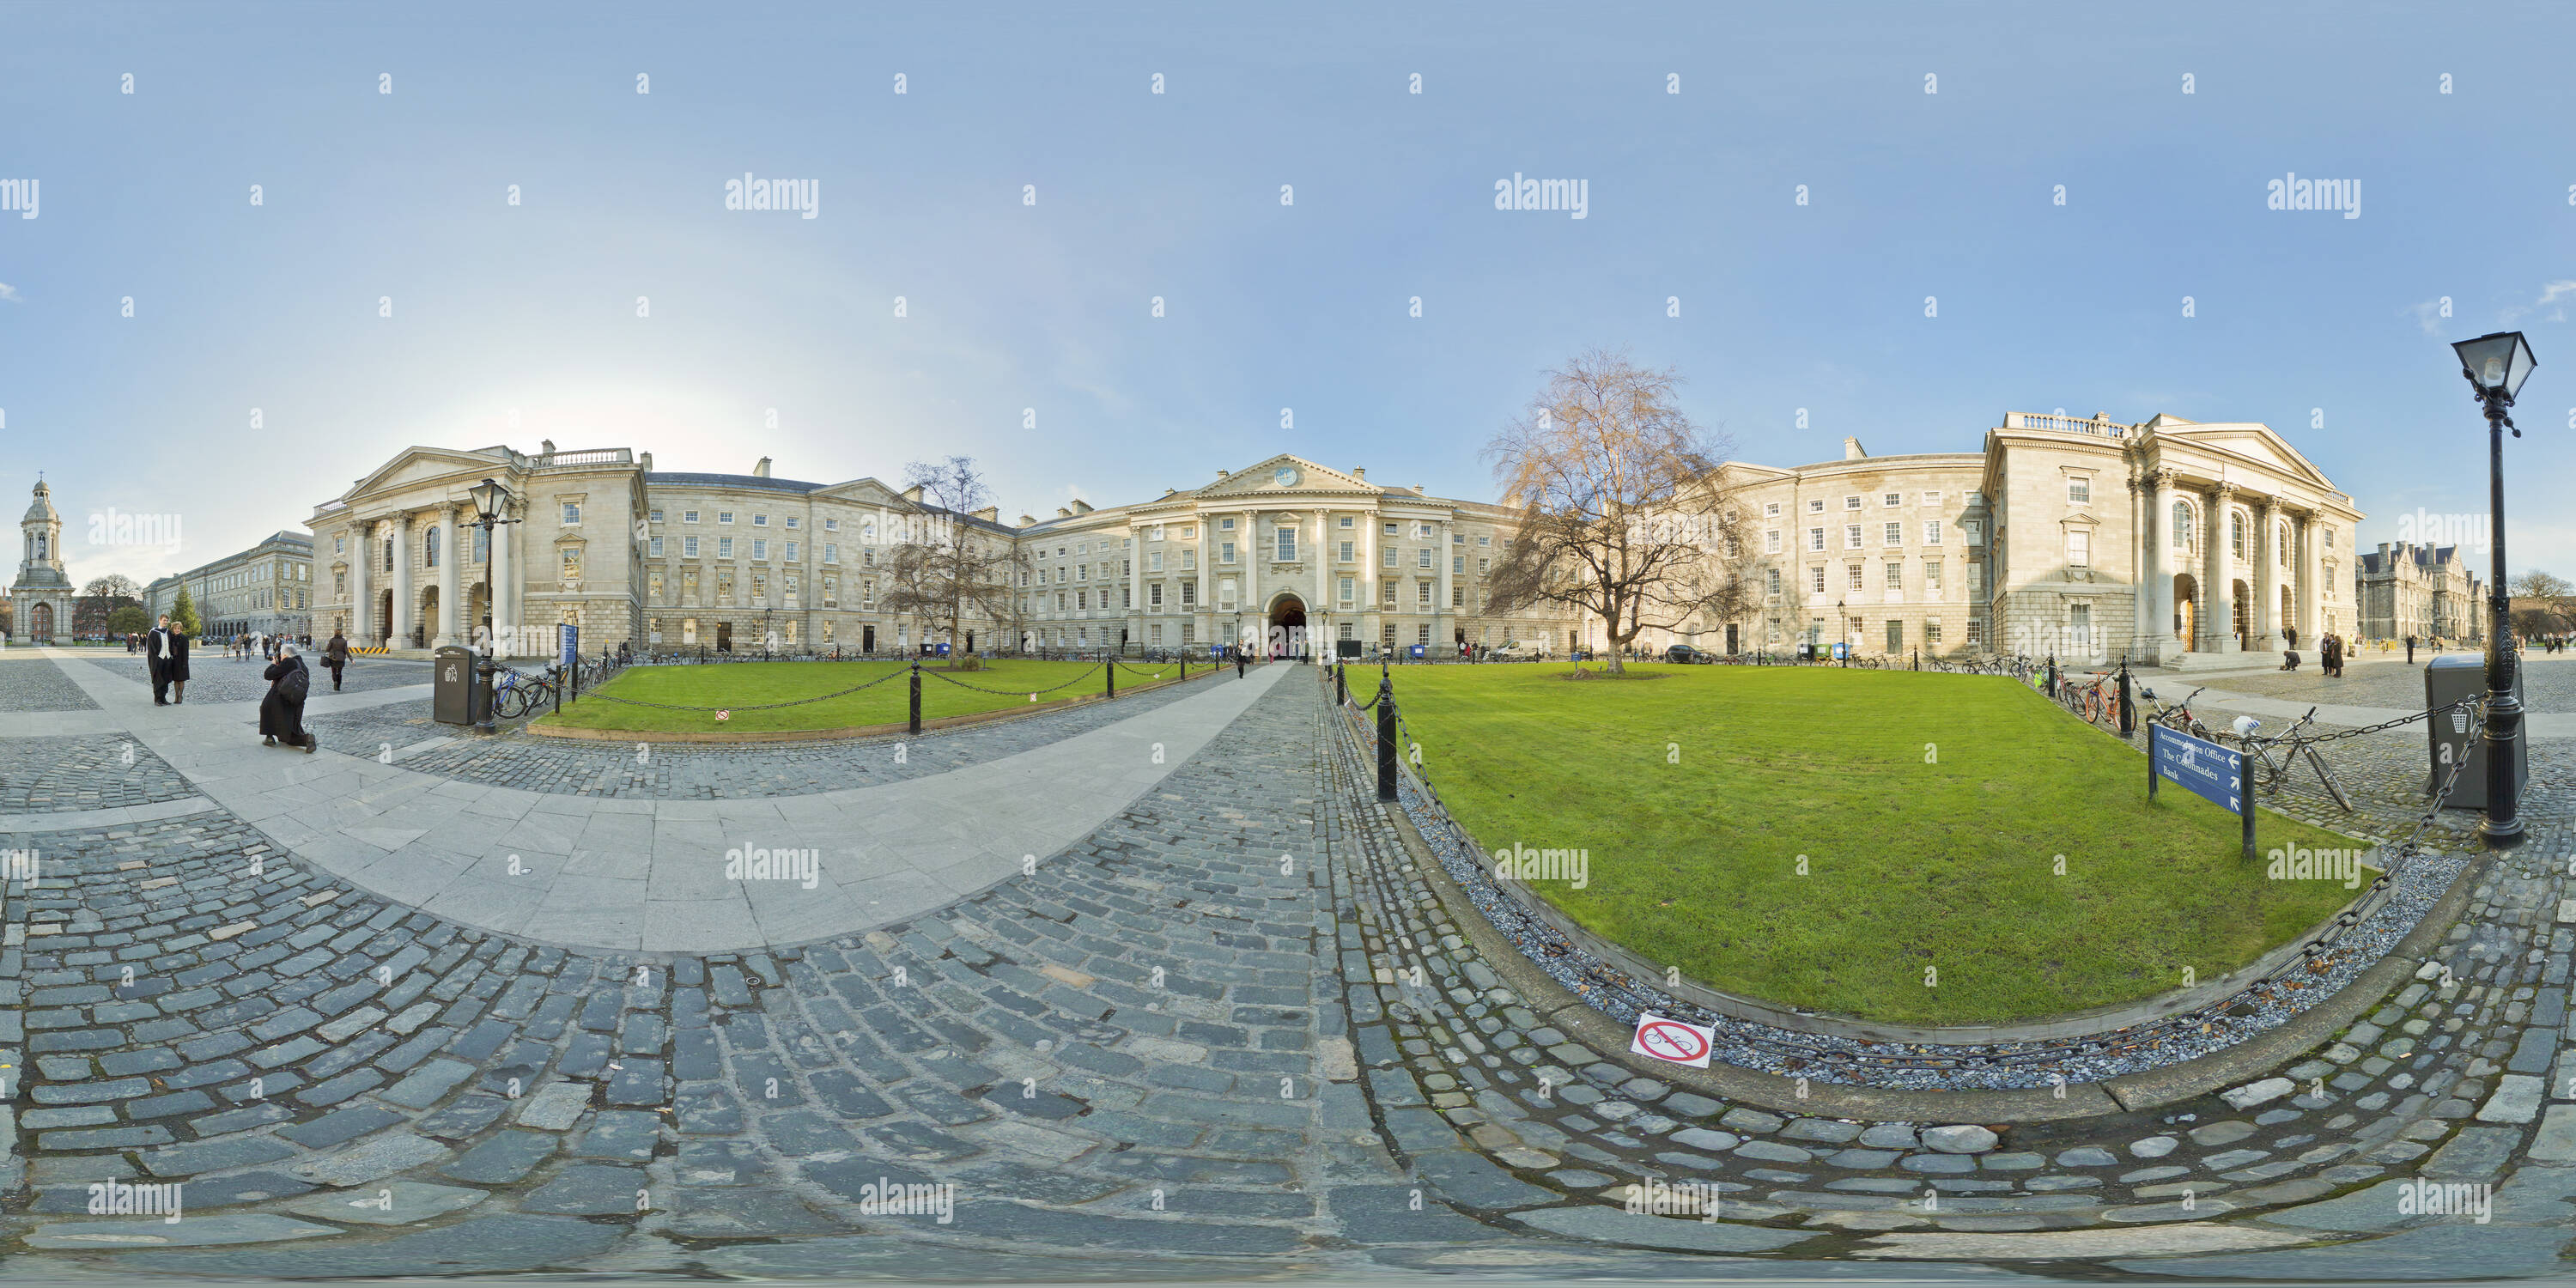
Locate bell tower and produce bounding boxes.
[10,477,75,643]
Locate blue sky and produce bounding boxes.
[3,1,2572,590]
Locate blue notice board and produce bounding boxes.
[2149,721,2254,861]
[558,623,579,671]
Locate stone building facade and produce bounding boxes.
[309,446,1576,659]
[1634,411,2365,667]
[2355,541,2484,643]
[9,480,75,644]
[144,531,314,642]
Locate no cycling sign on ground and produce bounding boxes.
[1630,1012,1716,1068]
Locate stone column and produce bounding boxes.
[349,519,369,646]
[2146,471,2173,661]
[1242,509,1261,652]
[434,505,462,648]
[1359,507,1380,651]
[2297,513,2321,647]
[1437,517,1454,655]
[387,513,411,648]
[1315,511,1331,662]
[2199,484,2234,653]
[2251,499,2281,652]
[1192,519,1208,651]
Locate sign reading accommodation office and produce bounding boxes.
[2148,722,2255,863]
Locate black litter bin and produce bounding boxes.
[433,645,486,726]
[2426,653,2525,808]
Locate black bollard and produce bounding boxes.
[1106,661,1115,699]
[1375,671,1398,802]
[2117,659,2136,736]
[1334,661,1346,706]
[908,662,922,734]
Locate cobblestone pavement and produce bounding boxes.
[82,655,436,706]
[2211,653,2576,714]
[0,655,102,713]
[0,661,2570,1280]
[300,669,1221,800]
[0,736,195,813]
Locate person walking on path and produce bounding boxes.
[2323,631,2345,678]
[149,614,191,704]
[323,629,349,691]
[2406,634,2416,665]
[259,641,316,752]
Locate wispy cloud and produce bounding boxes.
[0,282,21,303]
[2404,297,2451,336]
[2500,279,2576,325]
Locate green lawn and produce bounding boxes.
[533,658,1196,734]
[1384,663,2371,1026]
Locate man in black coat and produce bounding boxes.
[148,614,192,704]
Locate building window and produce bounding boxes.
[1885,561,1903,589]
[1181,550,1196,570]
[1275,528,1297,562]
[823,544,837,563]
[1418,548,1433,569]
[1765,529,1782,554]
[1883,492,1901,507]
[1452,586,1465,607]
[562,502,581,525]
[423,528,440,568]
[648,536,664,557]
[785,541,799,562]
[683,535,699,558]
[1340,540,1354,562]
[1846,563,1864,591]
[648,509,664,524]
[1382,581,1398,605]
[649,571,665,601]
[1844,525,1862,550]
[2069,603,2093,650]
[683,510,700,524]
[1925,560,1943,590]
[1886,619,1903,651]
[1810,566,1826,594]
[1925,620,1942,645]
[1149,583,1163,607]
[561,548,582,579]
[1923,520,1942,545]
[1844,495,1861,510]
[1180,582,1196,606]
[718,537,733,559]
[752,538,768,561]
[2069,478,2090,504]
[1808,527,1824,552]
[1221,541,1236,564]
[1340,576,1354,603]
[2231,512,2245,558]
[1883,521,1901,547]
[2068,530,2090,567]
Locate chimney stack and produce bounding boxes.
[754,457,772,478]
[1843,436,1867,460]
[1352,467,1366,482]
[640,452,653,472]
[541,438,556,457]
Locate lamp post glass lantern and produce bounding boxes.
[2451,331,2533,846]
[468,477,515,733]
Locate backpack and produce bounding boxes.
[277,659,309,702]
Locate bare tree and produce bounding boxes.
[2509,569,2574,641]
[1483,349,1741,674]
[881,456,1025,670]
[76,574,145,637]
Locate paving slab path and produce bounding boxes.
[1,648,2570,1281]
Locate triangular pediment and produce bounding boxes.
[2153,422,2342,498]
[1189,455,1380,500]
[343,447,516,503]
[811,477,908,507]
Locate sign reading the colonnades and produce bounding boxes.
[2148,721,2256,863]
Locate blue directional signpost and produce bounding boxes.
[2148,721,2255,863]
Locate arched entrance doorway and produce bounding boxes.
[2280,586,2296,648]
[378,590,394,647]
[2231,579,2251,648]
[29,601,53,642]
[1267,594,1308,659]
[2173,574,2197,649]
[416,586,440,647]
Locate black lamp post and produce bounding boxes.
[2451,331,2533,847]
[468,477,519,734]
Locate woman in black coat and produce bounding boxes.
[261,643,317,752]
